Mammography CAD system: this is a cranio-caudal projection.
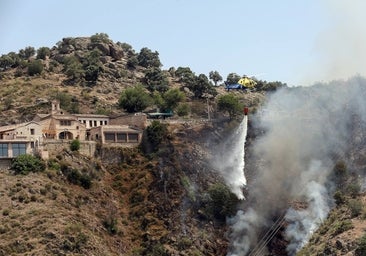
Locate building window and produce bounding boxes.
[89,120,93,127]
[30,128,35,135]
[100,121,103,126]
[12,143,26,157]
[60,120,72,126]
[104,121,108,125]
[0,144,8,157]
[31,142,35,148]
[104,133,115,142]
[117,133,127,142]
[128,134,139,142]
[94,121,97,127]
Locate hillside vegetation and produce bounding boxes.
[0,33,282,124]
[3,33,366,256]
[0,33,275,255]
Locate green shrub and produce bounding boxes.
[217,94,243,119]
[331,220,353,236]
[36,47,50,60]
[27,59,43,76]
[206,183,238,220]
[90,32,110,43]
[176,103,190,117]
[356,234,366,256]
[63,168,92,189]
[47,159,61,171]
[348,199,363,217]
[70,139,80,151]
[334,190,346,205]
[347,183,361,198]
[79,174,92,189]
[145,243,168,256]
[2,209,10,216]
[102,216,118,235]
[11,154,45,175]
[119,84,152,113]
[146,120,168,150]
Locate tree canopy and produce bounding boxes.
[209,70,223,86]
[137,47,161,68]
[83,49,103,82]
[143,67,169,92]
[36,47,51,60]
[63,55,84,81]
[19,46,35,60]
[119,85,152,113]
[27,59,43,76]
[226,73,241,85]
[188,74,215,98]
[161,88,185,111]
[217,93,242,119]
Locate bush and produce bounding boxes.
[176,103,190,117]
[334,190,345,205]
[356,234,366,256]
[119,85,152,113]
[147,243,168,256]
[90,33,110,44]
[347,183,361,198]
[70,139,80,151]
[102,216,118,235]
[331,220,353,236]
[11,154,45,175]
[126,56,138,69]
[348,199,363,217]
[206,183,238,220]
[27,59,43,76]
[36,47,51,60]
[62,167,92,189]
[217,94,243,119]
[146,121,168,150]
[334,160,347,176]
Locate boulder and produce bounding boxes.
[90,42,110,56]
[109,44,124,60]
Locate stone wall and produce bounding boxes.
[110,114,147,129]
[44,140,97,158]
[0,159,11,170]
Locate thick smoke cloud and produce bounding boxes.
[227,76,366,255]
[301,0,366,84]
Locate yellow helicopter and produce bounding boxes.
[225,76,257,91]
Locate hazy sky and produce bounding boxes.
[1,0,365,86]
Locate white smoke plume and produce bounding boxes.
[285,160,333,255]
[227,208,265,256]
[227,76,366,255]
[300,0,366,84]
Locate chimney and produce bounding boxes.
[51,100,60,114]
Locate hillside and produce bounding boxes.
[0,34,268,255]
[3,34,366,256]
[0,33,274,125]
[0,124,235,255]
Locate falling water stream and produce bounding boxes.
[219,115,248,200]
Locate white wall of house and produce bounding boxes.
[0,122,43,158]
[76,115,109,129]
